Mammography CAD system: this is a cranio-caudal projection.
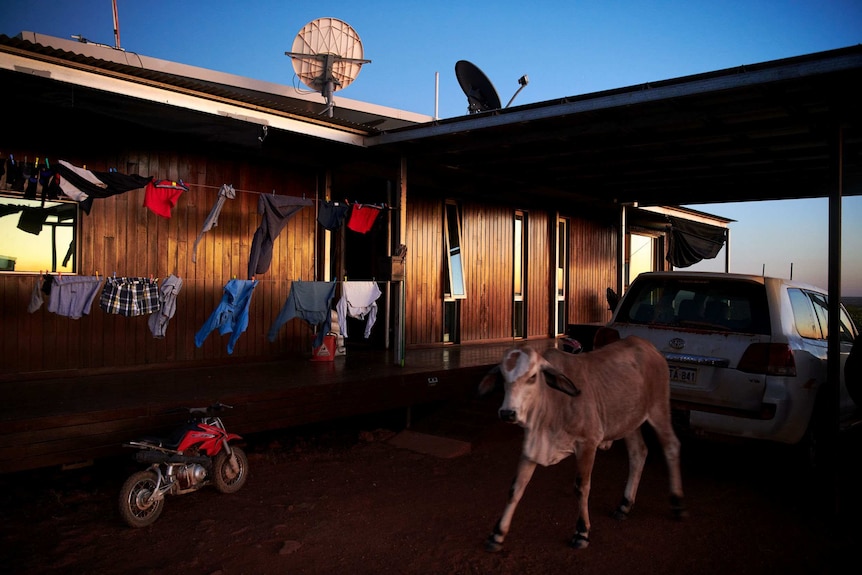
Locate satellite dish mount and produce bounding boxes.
[286,18,371,117]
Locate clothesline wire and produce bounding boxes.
[1,156,392,209]
[185,182,394,209]
[45,275,394,283]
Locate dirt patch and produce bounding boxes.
[1,406,860,575]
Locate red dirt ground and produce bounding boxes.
[1,404,860,575]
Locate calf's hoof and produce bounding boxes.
[484,536,504,553]
[568,533,590,549]
[670,495,688,520]
[612,497,633,520]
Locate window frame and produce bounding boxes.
[443,201,466,300]
[0,194,79,274]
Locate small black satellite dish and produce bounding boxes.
[455,60,502,114]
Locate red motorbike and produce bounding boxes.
[119,402,249,528]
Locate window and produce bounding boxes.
[791,289,858,343]
[627,231,659,287]
[619,277,770,335]
[556,217,568,335]
[443,201,464,344]
[444,202,465,299]
[788,289,821,339]
[513,211,526,338]
[0,196,78,273]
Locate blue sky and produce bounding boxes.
[2,1,861,294]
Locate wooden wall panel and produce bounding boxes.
[405,196,443,345]
[527,210,551,338]
[567,216,618,324]
[460,202,513,342]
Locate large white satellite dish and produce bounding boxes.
[285,17,371,117]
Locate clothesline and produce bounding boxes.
[185,182,394,209]
[1,156,393,210]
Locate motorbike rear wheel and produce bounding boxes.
[119,470,165,528]
[213,446,248,494]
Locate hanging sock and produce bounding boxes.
[192,184,236,263]
[148,274,183,338]
[27,276,44,313]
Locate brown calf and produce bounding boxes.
[478,336,686,551]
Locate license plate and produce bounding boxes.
[669,365,697,384]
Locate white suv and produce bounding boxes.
[599,272,859,450]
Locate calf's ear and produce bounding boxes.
[542,366,581,397]
[477,365,502,397]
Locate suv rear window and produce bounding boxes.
[617,277,771,335]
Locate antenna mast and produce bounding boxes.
[112,0,121,49]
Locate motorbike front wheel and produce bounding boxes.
[212,446,249,494]
[119,470,165,528]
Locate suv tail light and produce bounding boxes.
[737,343,796,376]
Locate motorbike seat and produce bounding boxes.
[138,436,179,449]
[139,421,200,450]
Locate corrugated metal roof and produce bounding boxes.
[1,32,432,134]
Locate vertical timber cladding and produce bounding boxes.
[568,215,618,324]
[526,210,551,338]
[459,201,515,342]
[0,148,319,378]
[404,195,444,345]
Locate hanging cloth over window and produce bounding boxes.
[317,200,350,231]
[55,160,152,214]
[666,217,727,268]
[247,194,312,278]
[346,204,383,234]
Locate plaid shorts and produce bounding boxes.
[99,277,161,317]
